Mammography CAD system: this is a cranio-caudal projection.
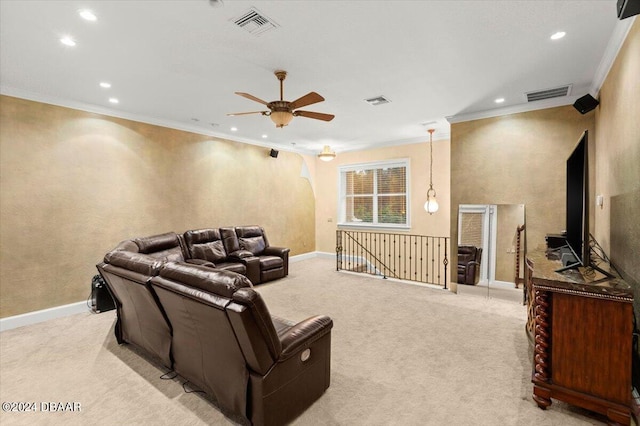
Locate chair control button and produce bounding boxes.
[301,349,311,362]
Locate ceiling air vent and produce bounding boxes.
[365,96,391,106]
[525,84,572,102]
[231,7,279,36]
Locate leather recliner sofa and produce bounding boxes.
[183,228,260,283]
[457,245,483,285]
[96,231,203,368]
[96,227,290,367]
[234,226,290,283]
[150,262,333,426]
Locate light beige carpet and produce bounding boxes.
[0,257,610,425]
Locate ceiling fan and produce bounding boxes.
[228,70,335,128]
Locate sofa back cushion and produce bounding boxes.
[239,236,266,255]
[227,288,282,375]
[184,228,228,263]
[97,262,172,368]
[221,227,241,254]
[150,262,253,418]
[159,262,251,297]
[458,245,480,265]
[104,250,164,276]
[236,226,268,255]
[134,232,185,262]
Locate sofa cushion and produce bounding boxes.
[231,287,282,360]
[184,229,229,263]
[239,236,266,255]
[193,240,227,263]
[131,232,184,262]
[160,262,251,298]
[135,232,180,254]
[104,250,163,276]
[216,262,247,275]
[259,255,283,270]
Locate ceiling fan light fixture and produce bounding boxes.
[270,110,293,127]
[318,145,336,162]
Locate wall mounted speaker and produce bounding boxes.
[269,149,279,158]
[573,94,599,114]
[618,0,640,19]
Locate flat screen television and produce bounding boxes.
[562,130,590,270]
[557,130,614,277]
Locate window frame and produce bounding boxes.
[337,159,410,229]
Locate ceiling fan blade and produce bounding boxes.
[294,110,335,122]
[235,92,269,106]
[227,111,268,116]
[290,92,324,110]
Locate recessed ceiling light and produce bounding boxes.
[550,31,566,40]
[108,98,119,104]
[60,36,76,47]
[99,82,111,88]
[231,127,238,132]
[495,98,505,104]
[262,134,268,138]
[78,9,97,21]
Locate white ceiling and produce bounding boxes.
[0,1,630,155]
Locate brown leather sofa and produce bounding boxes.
[457,245,483,285]
[97,230,328,424]
[96,232,190,368]
[183,228,260,283]
[150,262,333,426]
[233,226,290,283]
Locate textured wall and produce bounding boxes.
[0,96,315,317]
[594,18,640,284]
[314,140,451,255]
[495,204,525,283]
[450,105,595,290]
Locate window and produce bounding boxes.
[338,159,409,228]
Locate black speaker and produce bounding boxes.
[269,149,279,158]
[573,94,599,114]
[90,275,115,313]
[618,0,640,19]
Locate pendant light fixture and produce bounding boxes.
[424,128,439,214]
[318,145,336,161]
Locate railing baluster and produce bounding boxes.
[336,230,448,287]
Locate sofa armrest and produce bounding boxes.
[228,249,255,259]
[264,246,290,258]
[465,261,481,285]
[185,258,216,268]
[279,315,333,360]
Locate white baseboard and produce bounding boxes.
[477,280,518,290]
[0,301,90,332]
[290,251,335,262]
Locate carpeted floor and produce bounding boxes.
[0,257,610,425]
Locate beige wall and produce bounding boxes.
[0,96,315,317]
[450,105,595,290]
[313,140,451,276]
[594,19,640,284]
[495,204,525,283]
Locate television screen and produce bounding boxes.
[565,130,589,268]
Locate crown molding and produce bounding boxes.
[0,86,318,156]
[446,95,580,124]
[590,15,635,97]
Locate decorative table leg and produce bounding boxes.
[533,385,552,409]
[532,289,552,409]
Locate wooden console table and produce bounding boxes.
[526,250,636,425]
